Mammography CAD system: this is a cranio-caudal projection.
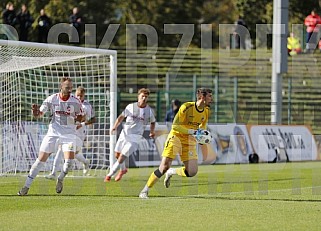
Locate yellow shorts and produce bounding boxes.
[161,135,198,162]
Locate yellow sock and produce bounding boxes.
[146,172,159,188]
[176,167,187,177]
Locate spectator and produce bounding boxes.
[165,99,181,123]
[287,32,302,56]
[2,2,16,26]
[37,9,51,43]
[233,16,248,49]
[69,7,83,43]
[304,9,321,53]
[16,4,34,41]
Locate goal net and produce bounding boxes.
[0,40,117,176]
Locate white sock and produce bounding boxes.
[141,184,149,193]
[58,159,74,181]
[107,161,120,177]
[51,148,63,175]
[119,162,126,171]
[25,159,44,188]
[75,153,87,164]
[168,168,177,175]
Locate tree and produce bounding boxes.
[0,0,320,48]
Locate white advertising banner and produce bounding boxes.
[144,124,254,165]
[201,124,254,164]
[248,125,318,162]
[2,122,318,173]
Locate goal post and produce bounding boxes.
[0,40,117,176]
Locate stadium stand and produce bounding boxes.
[114,47,321,134]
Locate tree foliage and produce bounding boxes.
[0,0,320,48]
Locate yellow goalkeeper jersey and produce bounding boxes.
[169,101,210,145]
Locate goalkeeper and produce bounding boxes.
[139,88,213,199]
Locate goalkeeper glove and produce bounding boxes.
[188,128,203,136]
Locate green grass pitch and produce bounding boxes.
[1,162,321,230]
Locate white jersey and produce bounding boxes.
[76,100,95,141]
[121,102,156,136]
[40,93,83,136]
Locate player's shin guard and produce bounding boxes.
[107,161,121,177]
[25,159,45,188]
[51,148,63,175]
[147,169,163,188]
[119,162,126,171]
[58,159,74,180]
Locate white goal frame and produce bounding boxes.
[0,40,117,176]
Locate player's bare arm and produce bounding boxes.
[76,116,96,129]
[32,104,43,118]
[75,114,85,122]
[149,122,156,138]
[110,114,125,135]
[86,116,96,125]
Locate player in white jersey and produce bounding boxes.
[104,88,156,182]
[45,86,96,179]
[18,77,83,196]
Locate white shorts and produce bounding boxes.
[40,134,77,153]
[115,133,142,157]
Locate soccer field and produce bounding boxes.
[1,162,321,230]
